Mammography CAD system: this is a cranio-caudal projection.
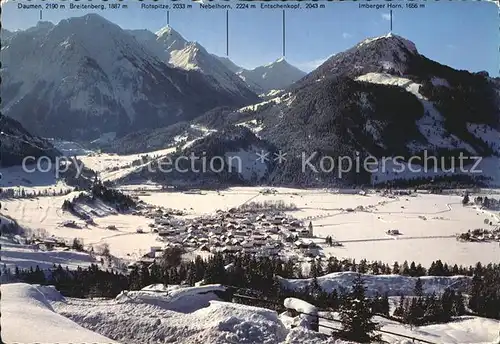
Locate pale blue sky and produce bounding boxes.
[2,0,498,75]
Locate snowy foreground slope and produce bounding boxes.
[2,283,344,344]
[3,283,499,344]
[1,283,120,344]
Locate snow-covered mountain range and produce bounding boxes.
[128,26,259,101]
[1,15,258,141]
[238,57,307,94]
[129,26,305,95]
[214,55,307,94]
[117,33,499,187]
[3,16,498,187]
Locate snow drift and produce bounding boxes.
[283,297,319,331]
[115,284,227,313]
[1,283,119,344]
[54,297,292,344]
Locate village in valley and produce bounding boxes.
[3,185,500,273]
[132,190,500,271]
[132,205,319,269]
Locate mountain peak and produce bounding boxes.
[35,21,54,30]
[155,25,174,37]
[59,13,120,33]
[155,25,187,52]
[155,25,184,41]
[264,57,292,68]
[357,33,418,54]
[239,58,306,92]
[294,33,420,88]
[72,13,110,26]
[2,16,259,141]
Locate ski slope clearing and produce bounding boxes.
[467,123,500,155]
[0,236,95,271]
[354,72,476,154]
[1,283,119,344]
[77,146,177,182]
[278,272,470,297]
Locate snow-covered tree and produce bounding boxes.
[338,274,381,343]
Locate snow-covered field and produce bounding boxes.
[1,236,95,271]
[0,164,59,188]
[3,283,498,344]
[133,187,500,266]
[1,193,159,260]
[137,188,262,216]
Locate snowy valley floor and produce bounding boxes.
[1,187,499,268]
[2,283,499,344]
